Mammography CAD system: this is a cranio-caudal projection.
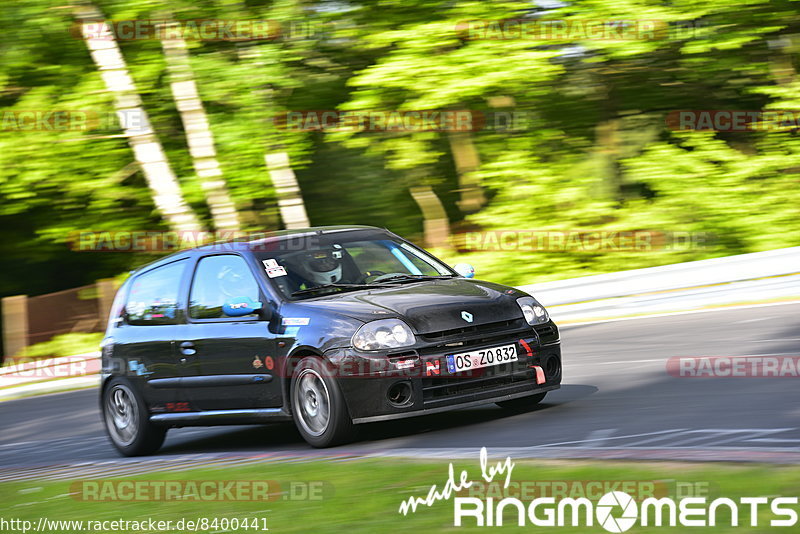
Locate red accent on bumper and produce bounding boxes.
[530,365,546,384]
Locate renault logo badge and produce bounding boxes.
[461,311,473,323]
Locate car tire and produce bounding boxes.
[102,378,166,456]
[496,392,547,411]
[290,356,354,448]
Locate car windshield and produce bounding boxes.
[255,231,455,299]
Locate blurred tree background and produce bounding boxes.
[1,0,799,303]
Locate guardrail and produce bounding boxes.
[518,246,800,308]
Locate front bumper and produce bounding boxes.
[325,321,562,423]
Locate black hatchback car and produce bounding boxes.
[100,226,561,455]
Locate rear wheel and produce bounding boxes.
[290,357,354,447]
[102,378,166,456]
[496,392,547,411]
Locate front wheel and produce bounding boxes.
[102,378,166,456]
[496,392,547,411]
[290,357,354,447]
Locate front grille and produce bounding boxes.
[415,320,559,404]
[420,318,525,342]
[417,331,529,357]
[421,361,536,402]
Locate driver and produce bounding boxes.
[294,246,345,286]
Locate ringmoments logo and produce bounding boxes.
[596,491,638,533]
[398,448,799,531]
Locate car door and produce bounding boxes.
[178,253,280,411]
[115,259,190,410]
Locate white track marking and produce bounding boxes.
[576,429,616,448]
[736,317,772,324]
[593,359,664,365]
[527,428,686,449]
[746,438,800,443]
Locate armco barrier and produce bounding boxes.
[517,247,800,307]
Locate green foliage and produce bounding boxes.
[14,332,102,360]
[1,0,799,300]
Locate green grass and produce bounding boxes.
[1,457,799,533]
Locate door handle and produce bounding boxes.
[179,341,196,356]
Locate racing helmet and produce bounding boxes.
[298,246,344,285]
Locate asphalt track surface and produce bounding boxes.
[2,302,799,474]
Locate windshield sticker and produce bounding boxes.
[267,267,287,278]
[282,317,310,326]
[262,259,287,278]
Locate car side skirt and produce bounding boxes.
[150,408,292,426]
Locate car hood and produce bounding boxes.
[295,278,527,334]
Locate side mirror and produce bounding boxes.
[453,263,476,278]
[223,296,264,317]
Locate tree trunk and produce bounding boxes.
[74,3,203,233]
[235,43,310,229]
[265,152,310,229]
[161,26,241,232]
[410,186,451,250]
[595,118,623,203]
[595,74,623,203]
[448,131,486,213]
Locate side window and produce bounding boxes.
[190,255,261,319]
[107,278,130,329]
[125,261,186,325]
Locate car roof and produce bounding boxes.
[130,225,389,275]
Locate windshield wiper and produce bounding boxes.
[369,274,457,284]
[291,283,383,297]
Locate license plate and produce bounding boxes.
[446,344,518,373]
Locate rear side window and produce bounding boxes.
[189,255,261,319]
[106,278,130,329]
[126,260,186,325]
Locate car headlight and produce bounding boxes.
[517,296,549,325]
[352,318,416,351]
